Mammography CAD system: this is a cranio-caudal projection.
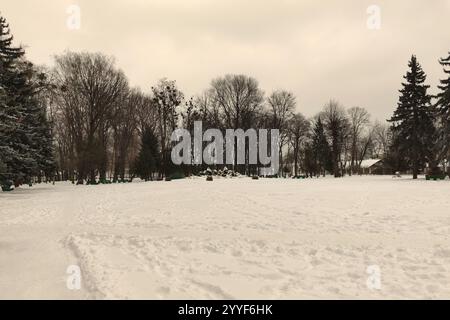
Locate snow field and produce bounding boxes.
[0,176,449,299]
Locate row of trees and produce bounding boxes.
[49,51,184,183]
[1,12,449,187]
[48,51,449,181]
[46,64,399,181]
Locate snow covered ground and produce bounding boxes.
[0,176,449,299]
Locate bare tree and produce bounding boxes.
[195,91,222,129]
[288,113,310,177]
[210,74,264,130]
[372,121,391,159]
[209,75,264,173]
[267,90,296,175]
[135,91,157,138]
[151,79,183,177]
[321,100,349,177]
[348,107,370,174]
[112,88,143,181]
[52,52,128,184]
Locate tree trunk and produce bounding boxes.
[89,170,96,184]
[412,158,418,179]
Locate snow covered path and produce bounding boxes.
[1,176,449,299]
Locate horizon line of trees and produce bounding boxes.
[1,13,449,189]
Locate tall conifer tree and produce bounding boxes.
[435,51,450,172]
[0,14,55,187]
[388,55,434,179]
[311,117,332,176]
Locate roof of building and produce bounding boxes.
[343,159,383,168]
[359,159,383,168]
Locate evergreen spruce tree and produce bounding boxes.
[0,14,55,188]
[134,127,160,181]
[0,15,30,186]
[303,142,317,177]
[388,55,434,179]
[435,51,450,173]
[311,117,332,176]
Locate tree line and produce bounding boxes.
[1,14,449,188]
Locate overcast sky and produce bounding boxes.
[2,0,450,121]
